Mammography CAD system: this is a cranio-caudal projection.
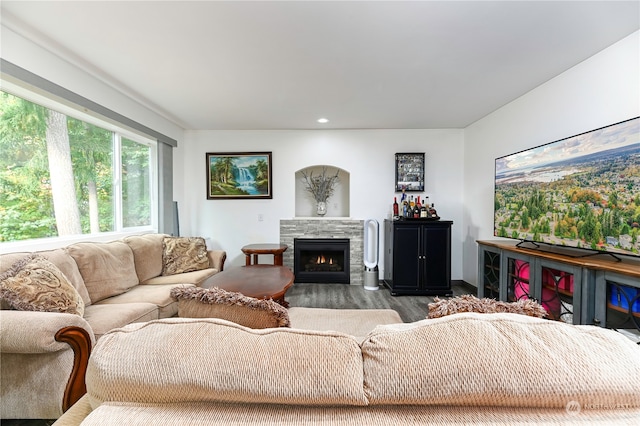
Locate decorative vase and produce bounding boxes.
[316,201,327,216]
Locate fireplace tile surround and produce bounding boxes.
[280,218,364,285]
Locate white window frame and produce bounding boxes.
[0,81,158,253]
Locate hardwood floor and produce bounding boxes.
[4,282,475,425]
[287,281,476,323]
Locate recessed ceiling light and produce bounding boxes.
[317,118,329,124]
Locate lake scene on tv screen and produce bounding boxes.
[494,117,640,257]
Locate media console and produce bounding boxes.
[477,240,640,342]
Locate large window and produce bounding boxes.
[0,90,157,244]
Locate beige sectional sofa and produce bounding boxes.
[54,312,640,425]
[0,234,226,420]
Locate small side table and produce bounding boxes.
[241,243,288,266]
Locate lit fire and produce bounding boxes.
[315,255,333,265]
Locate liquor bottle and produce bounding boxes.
[429,203,438,218]
[420,201,428,218]
[409,195,415,209]
[413,202,420,218]
[393,197,399,216]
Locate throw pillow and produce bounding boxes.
[162,236,209,276]
[170,286,290,328]
[0,254,85,316]
[427,294,547,319]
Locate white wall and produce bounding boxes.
[462,31,640,286]
[176,129,465,275]
[0,25,184,142]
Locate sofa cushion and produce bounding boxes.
[171,286,290,328]
[94,283,191,319]
[427,294,547,319]
[39,249,92,306]
[66,241,138,303]
[123,234,167,283]
[0,254,85,316]
[83,303,159,341]
[361,312,640,409]
[161,237,209,276]
[86,318,367,407]
[0,250,91,306]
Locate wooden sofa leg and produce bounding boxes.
[55,326,93,412]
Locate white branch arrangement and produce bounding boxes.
[301,167,340,203]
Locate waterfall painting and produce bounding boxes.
[206,152,272,199]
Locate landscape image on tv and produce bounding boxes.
[494,117,640,258]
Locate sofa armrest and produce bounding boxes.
[207,250,227,272]
[51,394,93,426]
[56,325,93,411]
[1,311,95,412]
[0,310,94,353]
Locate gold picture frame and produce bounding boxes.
[206,152,272,199]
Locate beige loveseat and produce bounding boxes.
[55,312,640,425]
[0,234,226,420]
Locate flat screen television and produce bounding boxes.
[494,116,640,258]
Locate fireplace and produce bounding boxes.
[281,219,364,285]
[294,238,350,284]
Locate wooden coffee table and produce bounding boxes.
[202,265,294,307]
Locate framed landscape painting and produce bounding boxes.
[206,152,272,199]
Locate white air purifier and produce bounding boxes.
[363,219,380,291]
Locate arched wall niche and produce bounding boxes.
[295,165,350,217]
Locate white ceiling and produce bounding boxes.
[2,1,639,130]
